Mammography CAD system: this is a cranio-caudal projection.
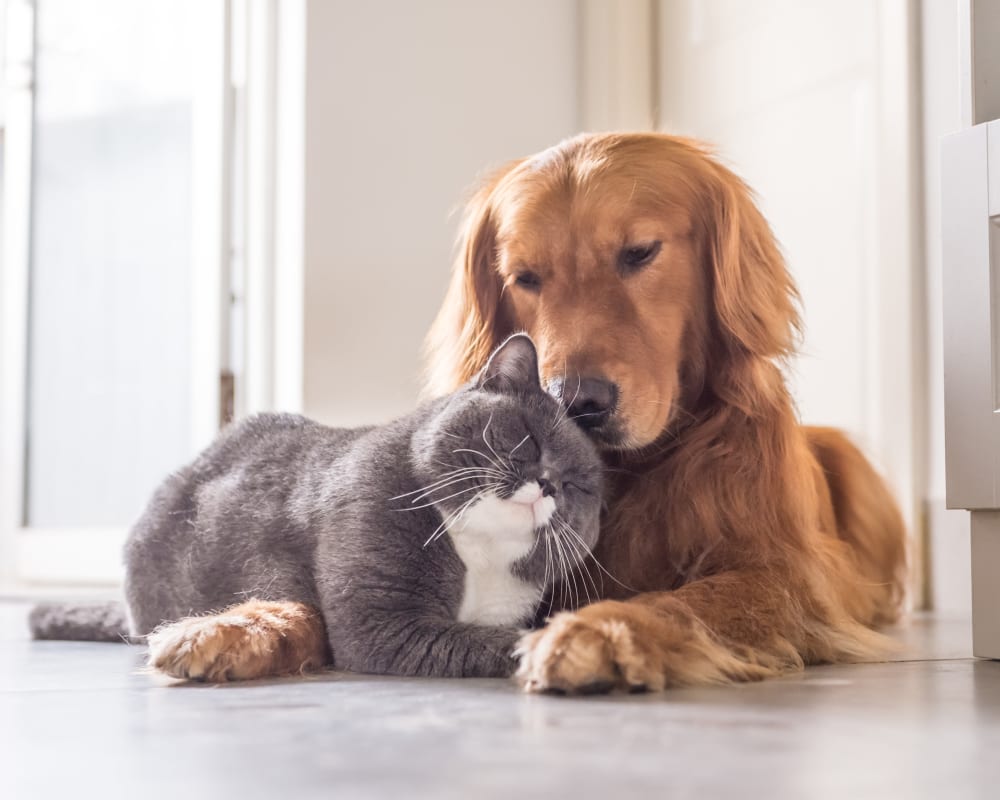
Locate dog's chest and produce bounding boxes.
[447,495,541,627]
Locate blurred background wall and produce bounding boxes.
[0,0,971,611]
[301,0,580,429]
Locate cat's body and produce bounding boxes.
[126,408,531,677]
[35,335,603,680]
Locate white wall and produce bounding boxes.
[293,0,967,612]
[921,0,971,615]
[657,0,922,543]
[300,0,580,428]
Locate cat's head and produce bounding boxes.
[410,334,603,588]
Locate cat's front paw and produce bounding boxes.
[145,600,327,682]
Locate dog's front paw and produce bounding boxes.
[146,613,261,681]
[145,600,327,682]
[514,603,666,694]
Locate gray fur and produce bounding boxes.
[28,602,131,643]
[32,335,603,679]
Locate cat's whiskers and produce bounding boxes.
[450,447,510,476]
[432,460,508,485]
[391,466,504,502]
[423,491,483,548]
[553,512,638,594]
[418,462,505,482]
[480,412,513,473]
[542,521,554,599]
[548,521,575,611]
[531,522,555,623]
[550,370,582,434]
[549,534,566,612]
[552,520,599,606]
[561,530,588,608]
[422,482,504,548]
[434,450,504,474]
[547,356,570,433]
[554,514,603,597]
[401,482,499,513]
[405,471,505,505]
[507,433,531,461]
[556,518,610,598]
[453,479,506,528]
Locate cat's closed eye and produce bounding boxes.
[508,432,540,462]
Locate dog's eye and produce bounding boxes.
[514,271,542,291]
[619,241,662,274]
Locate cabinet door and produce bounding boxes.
[942,120,1000,658]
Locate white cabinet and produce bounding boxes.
[942,121,1000,658]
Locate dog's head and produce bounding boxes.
[427,133,800,451]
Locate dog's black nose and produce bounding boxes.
[554,377,618,429]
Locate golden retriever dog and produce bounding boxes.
[139,132,906,692]
[426,132,908,692]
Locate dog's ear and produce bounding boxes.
[705,162,801,361]
[424,161,522,396]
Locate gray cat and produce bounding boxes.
[30,334,603,679]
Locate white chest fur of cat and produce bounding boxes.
[448,481,555,626]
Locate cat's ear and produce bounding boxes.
[477,333,542,394]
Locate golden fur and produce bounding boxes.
[145,132,907,690]
[146,600,328,682]
[428,132,908,692]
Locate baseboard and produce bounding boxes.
[925,498,972,616]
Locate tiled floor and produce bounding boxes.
[1,601,997,800]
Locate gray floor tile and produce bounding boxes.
[1,602,996,800]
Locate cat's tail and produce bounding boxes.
[28,601,134,643]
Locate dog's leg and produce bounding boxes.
[146,599,329,682]
[516,564,894,694]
